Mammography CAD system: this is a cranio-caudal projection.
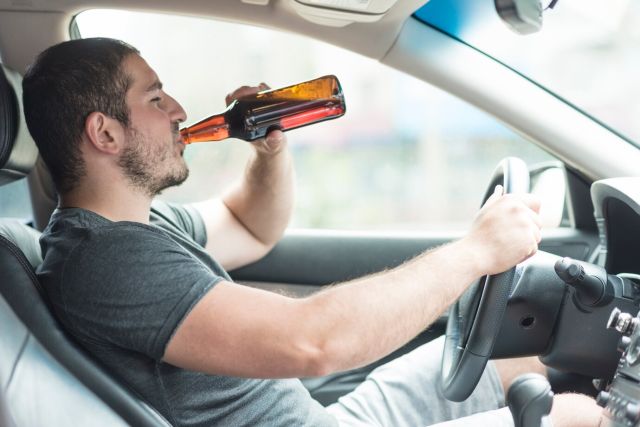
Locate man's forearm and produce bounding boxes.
[295,237,486,375]
[223,148,295,247]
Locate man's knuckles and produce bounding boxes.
[225,85,263,105]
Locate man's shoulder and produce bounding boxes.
[150,199,207,247]
[39,208,177,272]
[43,208,163,245]
[38,207,206,299]
[37,208,222,364]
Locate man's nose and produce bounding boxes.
[168,95,187,123]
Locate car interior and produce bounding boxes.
[1,0,640,426]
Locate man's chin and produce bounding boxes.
[174,168,189,187]
[151,167,190,196]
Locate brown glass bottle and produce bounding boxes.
[179,75,346,144]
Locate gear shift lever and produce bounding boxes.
[508,373,554,427]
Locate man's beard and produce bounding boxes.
[118,127,189,197]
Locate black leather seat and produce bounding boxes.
[0,63,171,426]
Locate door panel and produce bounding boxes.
[231,228,599,286]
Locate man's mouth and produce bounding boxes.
[172,122,184,145]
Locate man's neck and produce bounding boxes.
[60,184,153,224]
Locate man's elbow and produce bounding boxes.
[286,299,347,378]
[294,339,336,378]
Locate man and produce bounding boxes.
[23,38,601,426]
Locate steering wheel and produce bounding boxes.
[440,157,530,402]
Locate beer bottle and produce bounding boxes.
[179,75,346,144]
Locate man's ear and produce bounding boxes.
[84,112,124,154]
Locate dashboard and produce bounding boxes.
[590,178,640,426]
[593,178,640,277]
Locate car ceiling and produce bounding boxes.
[0,0,426,73]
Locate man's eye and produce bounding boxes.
[151,97,162,103]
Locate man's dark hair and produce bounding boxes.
[22,37,139,194]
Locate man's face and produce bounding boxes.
[118,54,189,196]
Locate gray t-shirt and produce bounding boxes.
[37,201,337,427]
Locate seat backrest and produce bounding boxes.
[0,63,171,426]
[0,221,172,427]
[0,385,16,427]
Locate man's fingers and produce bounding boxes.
[526,206,543,230]
[483,185,504,207]
[265,129,285,147]
[225,83,270,106]
[518,193,542,214]
[534,226,542,244]
[225,85,253,105]
[253,129,286,154]
[523,244,538,262]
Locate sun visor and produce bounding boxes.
[290,0,399,27]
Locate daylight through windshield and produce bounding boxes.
[415,0,640,146]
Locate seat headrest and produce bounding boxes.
[0,64,38,186]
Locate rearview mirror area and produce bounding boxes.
[495,0,543,34]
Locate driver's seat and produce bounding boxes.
[0,63,171,426]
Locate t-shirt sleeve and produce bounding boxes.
[150,199,208,247]
[60,224,222,359]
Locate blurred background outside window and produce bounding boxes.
[75,9,554,231]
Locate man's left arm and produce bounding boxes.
[193,119,294,271]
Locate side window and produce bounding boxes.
[0,178,32,220]
[75,10,563,231]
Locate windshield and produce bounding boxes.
[414,0,640,146]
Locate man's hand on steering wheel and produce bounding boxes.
[441,158,543,402]
[464,184,542,276]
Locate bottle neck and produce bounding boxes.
[180,111,231,144]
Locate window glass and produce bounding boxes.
[0,178,32,220]
[75,10,557,231]
[415,0,640,146]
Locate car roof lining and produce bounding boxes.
[0,0,426,73]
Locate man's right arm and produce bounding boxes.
[163,188,542,378]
